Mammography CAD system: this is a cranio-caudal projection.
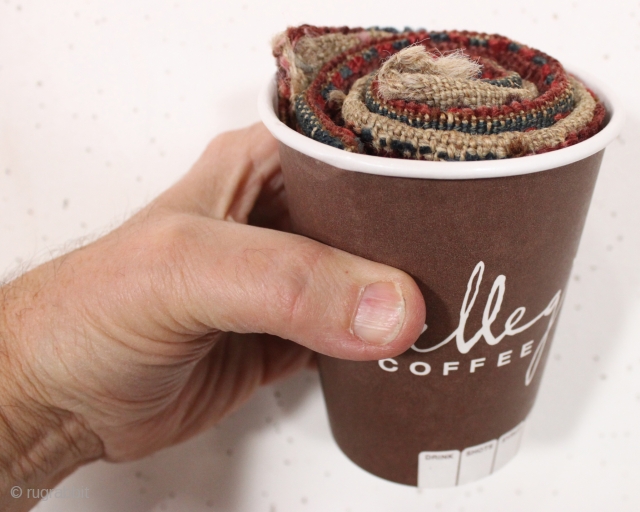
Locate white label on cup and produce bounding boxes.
[457,440,497,486]
[493,422,525,472]
[418,450,460,488]
[417,421,527,488]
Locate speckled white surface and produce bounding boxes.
[1,1,639,511]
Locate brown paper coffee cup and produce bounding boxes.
[259,70,623,488]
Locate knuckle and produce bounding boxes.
[204,129,242,158]
[271,241,333,325]
[148,217,196,263]
[142,215,205,290]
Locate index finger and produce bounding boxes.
[153,123,280,222]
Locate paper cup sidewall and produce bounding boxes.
[279,142,603,486]
[261,73,621,488]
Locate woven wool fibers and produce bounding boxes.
[272,25,605,161]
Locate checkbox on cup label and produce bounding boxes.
[418,450,461,488]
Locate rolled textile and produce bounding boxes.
[272,26,605,161]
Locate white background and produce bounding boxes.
[1,1,639,511]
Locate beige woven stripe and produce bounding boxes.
[342,74,596,159]
[272,29,395,98]
[294,30,393,71]
[377,69,538,108]
[369,75,541,117]
[375,46,538,108]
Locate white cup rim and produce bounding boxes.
[258,68,624,180]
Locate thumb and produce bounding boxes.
[161,216,426,360]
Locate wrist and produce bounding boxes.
[0,277,103,509]
[0,391,103,508]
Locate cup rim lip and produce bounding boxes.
[258,68,624,180]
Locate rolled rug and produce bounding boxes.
[272,26,605,161]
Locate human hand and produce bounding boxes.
[0,123,425,504]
